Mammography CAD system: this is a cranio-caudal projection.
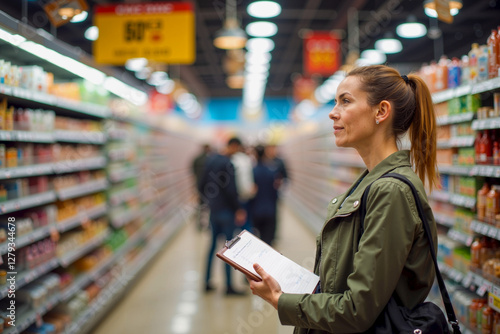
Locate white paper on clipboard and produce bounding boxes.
[219,230,319,294]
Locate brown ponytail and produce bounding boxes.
[347,65,439,190]
[406,74,438,191]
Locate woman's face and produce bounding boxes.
[329,75,377,149]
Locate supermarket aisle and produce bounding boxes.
[92,203,318,334]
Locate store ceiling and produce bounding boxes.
[0,0,499,101]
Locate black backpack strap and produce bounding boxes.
[359,173,460,333]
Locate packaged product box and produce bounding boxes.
[458,123,475,136]
[458,176,480,197]
[4,106,13,131]
[435,102,448,117]
[437,148,454,165]
[440,174,450,191]
[494,93,500,116]
[466,94,481,113]
[0,60,10,85]
[50,82,81,101]
[3,180,20,200]
[0,99,5,130]
[448,97,460,115]
[20,66,46,92]
[458,148,476,166]
[437,125,451,141]
[459,96,468,114]
[0,144,5,168]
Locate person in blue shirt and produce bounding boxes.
[250,145,279,246]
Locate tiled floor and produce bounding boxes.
[92,204,317,334]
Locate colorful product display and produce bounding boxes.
[0,58,110,105]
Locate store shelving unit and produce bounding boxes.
[0,27,198,334]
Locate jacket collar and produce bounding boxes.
[334,150,412,216]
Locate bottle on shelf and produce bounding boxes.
[477,299,487,332]
[476,130,483,163]
[478,183,490,221]
[482,306,494,334]
[497,25,500,77]
[494,311,500,333]
[488,28,499,79]
[478,130,492,165]
[469,43,480,83]
[486,185,500,224]
[478,45,489,82]
[471,237,485,268]
[470,298,482,329]
[435,55,449,92]
[494,141,500,165]
[461,55,470,86]
[448,57,461,88]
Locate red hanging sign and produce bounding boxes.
[303,31,341,77]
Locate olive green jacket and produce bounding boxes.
[278,150,437,334]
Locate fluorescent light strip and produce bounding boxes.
[104,77,148,106]
[0,27,147,106]
[19,41,106,85]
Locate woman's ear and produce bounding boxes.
[375,100,391,124]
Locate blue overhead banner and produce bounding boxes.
[175,98,293,124]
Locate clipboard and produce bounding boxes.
[216,229,320,294]
[217,230,262,282]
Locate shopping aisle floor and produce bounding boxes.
[92,204,318,334]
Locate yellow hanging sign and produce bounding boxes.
[94,2,195,65]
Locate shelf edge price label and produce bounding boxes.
[489,292,500,313]
[94,2,195,65]
[463,273,473,288]
[478,283,490,297]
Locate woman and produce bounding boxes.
[248,64,439,333]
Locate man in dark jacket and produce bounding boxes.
[191,144,211,230]
[198,137,246,295]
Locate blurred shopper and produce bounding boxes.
[265,144,289,239]
[198,137,246,295]
[265,144,289,190]
[191,144,211,230]
[248,65,441,333]
[230,139,256,233]
[249,145,279,246]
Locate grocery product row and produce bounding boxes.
[419,25,500,94]
[0,102,197,334]
[0,59,110,107]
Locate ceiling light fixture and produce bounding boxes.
[70,10,88,22]
[423,0,462,17]
[246,38,275,53]
[359,49,387,65]
[247,1,282,18]
[396,16,427,38]
[246,21,278,38]
[84,26,98,41]
[246,63,270,74]
[226,72,245,89]
[245,51,272,65]
[213,0,247,49]
[374,34,403,54]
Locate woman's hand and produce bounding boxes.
[248,264,283,310]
